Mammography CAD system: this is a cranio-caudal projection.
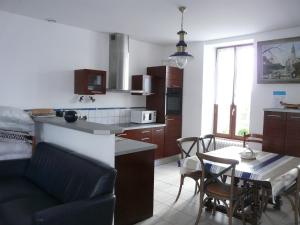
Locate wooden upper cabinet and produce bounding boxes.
[166,67,183,88]
[74,69,106,95]
[285,113,300,157]
[262,111,286,154]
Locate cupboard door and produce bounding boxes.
[152,127,165,159]
[115,150,154,225]
[262,111,286,154]
[285,113,300,157]
[166,67,183,88]
[164,115,182,157]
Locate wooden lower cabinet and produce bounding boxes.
[152,127,165,159]
[263,110,300,157]
[262,111,286,154]
[285,113,300,157]
[164,115,182,157]
[115,150,154,225]
[116,127,165,159]
[116,121,182,159]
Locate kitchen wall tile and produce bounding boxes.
[89,109,96,118]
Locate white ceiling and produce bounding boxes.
[1,0,300,44]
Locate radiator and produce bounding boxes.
[215,138,243,149]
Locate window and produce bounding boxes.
[213,44,254,139]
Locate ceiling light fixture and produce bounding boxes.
[169,6,193,69]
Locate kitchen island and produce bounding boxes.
[115,137,156,225]
[34,117,157,166]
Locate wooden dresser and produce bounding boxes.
[263,109,300,157]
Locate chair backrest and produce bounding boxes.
[201,134,216,152]
[196,152,239,199]
[177,137,200,159]
[243,133,263,148]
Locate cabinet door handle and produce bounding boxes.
[267,114,281,118]
[166,118,175,121]
[172,85,180,88]
[291,116,300,119]
[155,129,163,132]
[141,138,150,141]
[91,91,103,94]
[141,130,151,134]
[117,133,127,137]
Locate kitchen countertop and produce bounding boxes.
[264,108,300,113]
[115,137,157,156]
[116,123,165,131]
[34,117,123,135]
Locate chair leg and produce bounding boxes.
[195,191,204,225]
[241,198,246,225]
[228,201,233,225]
[175,175,184,202]
[295,187,299,225]
[194,181,197,195]
[212,198,216,216]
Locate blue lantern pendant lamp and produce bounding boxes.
[169,6,193,69]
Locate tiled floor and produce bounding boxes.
[136,161,296,225]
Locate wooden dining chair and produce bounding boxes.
[243,133,263,148]
[201,134,216,152]
[195,152,246,225]
[175,137,201,202]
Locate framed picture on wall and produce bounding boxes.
[257,37,300,83]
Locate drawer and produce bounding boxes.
[264,111,286,120]
[287,113,300,121]
[117,128,153,143]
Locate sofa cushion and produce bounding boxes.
[25,142,116,203]
[0,177,44,203]
[0,194,60,225]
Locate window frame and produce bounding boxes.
[213,43,253,140]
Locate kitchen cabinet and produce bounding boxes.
[74,69,106,95]
[152,127,165,159]
[164,115,182,157]
[146,66,183,159]
[263,110,300,157]
[166,66,183,88]
[115,149,154,225]
[116,127,164,158]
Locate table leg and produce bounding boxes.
[251,182,262,225]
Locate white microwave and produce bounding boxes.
[131,110,156,124]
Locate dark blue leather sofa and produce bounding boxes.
[0,142,116,225]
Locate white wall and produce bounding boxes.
[0,11,164,109]
[200,26,300,135]
[163,43,204,137]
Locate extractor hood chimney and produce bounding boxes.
[108,33,130,92]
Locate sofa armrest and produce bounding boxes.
[0,159,30,177]
[34,194,115,225]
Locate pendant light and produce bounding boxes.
[169,6,193,69]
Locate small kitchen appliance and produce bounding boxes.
[130,110,156,124]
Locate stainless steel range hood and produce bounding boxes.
[108,33,130,92]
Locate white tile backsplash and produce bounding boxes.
[75,108,145,125]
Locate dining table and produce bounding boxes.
[182,146,300,225]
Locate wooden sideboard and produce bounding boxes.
[263,109,300,157]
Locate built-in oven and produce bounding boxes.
[166,88,182,115]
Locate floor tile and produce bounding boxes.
[136,161,297,225]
